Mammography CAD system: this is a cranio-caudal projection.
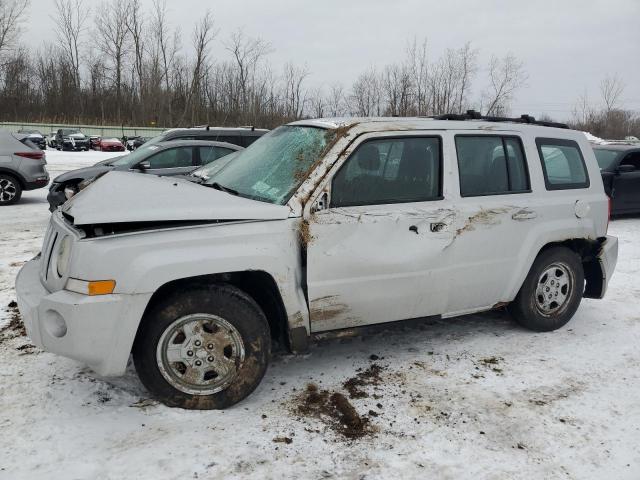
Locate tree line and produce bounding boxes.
[0,0,637,138]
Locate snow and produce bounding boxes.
[583,131,606,144]
[1,151,640,479]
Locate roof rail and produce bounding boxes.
[191,125,211,131]
[238,125,256,131]
[432,110,569,129]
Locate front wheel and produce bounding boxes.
[133,284,270,409]
[508,247,584,332]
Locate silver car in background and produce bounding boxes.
[0,129,49,205]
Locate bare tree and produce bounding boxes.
[308,87,325,118]
[181,10,216,124]
[406,38,429,115]
[600,74,625,113]
[282,62,308,119]
[455,42,478,113]
[483,53,527,116]
[51,0,86,91]
[95,0,131,122]
[126,0,145,104]
[225,29,272,120]
[327,82,345,117]
[350,67,383,116]
[0,0,28,57]
[150,0,180,124]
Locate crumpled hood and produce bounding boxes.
[53,165,114,184]
[62,170,291,225]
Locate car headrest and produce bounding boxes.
[357,144,380,171]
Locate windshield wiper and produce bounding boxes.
[207,182,239,196]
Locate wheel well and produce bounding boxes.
[0,168,25,188]
[143,271,290,350]
[538,238,605,298]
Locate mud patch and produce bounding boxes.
[0,300,26,343]
[343,363,385,399]
[293,383,376,439]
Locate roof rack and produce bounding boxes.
[432,110,569,129]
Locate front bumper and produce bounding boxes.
[16,258,152,376]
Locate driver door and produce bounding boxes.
[305,132,457,332]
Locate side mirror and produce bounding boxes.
[137,160,151,171]
[617,164,635,174]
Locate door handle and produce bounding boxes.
[409,225,419,234]
[512,209,537,220]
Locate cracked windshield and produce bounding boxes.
[206,125,334,204]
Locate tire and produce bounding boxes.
[508,246,584,332]
[133,284,271,409]
[0,174,22,205]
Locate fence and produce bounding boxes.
[0,122,166,139]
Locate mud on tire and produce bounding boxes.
[133,284,271,409]
[508,246,584,332]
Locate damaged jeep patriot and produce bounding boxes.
[16,113,618,409]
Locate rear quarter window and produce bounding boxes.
[536,138,589,190]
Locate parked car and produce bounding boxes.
[16,114,618,409]
[17,129,47,150]
[593,143,640,214]
[0,130,49,205]
[88,135,102,150]
[46,140,242,210]
[145,125,268,149]
[127,136,148,150]
[55,128,90,151]
[47,132,58,149]
[98,137,125,152]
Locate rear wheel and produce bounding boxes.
[508,247,584,331]
[133,284,270,409]
[0,174,22,205]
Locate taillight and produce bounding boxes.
[15,151,45,160]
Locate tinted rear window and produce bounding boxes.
[593,149,620,170]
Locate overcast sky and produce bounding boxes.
[24,0,640,120]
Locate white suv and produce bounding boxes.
[16,115,618,409]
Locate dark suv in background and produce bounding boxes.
[55,128,90,151]
[146,126,268,148]
[594,143,640,215]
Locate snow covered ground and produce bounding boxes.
[1,150,639,480]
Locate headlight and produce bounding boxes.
[56,235,72,277]
[64,185,77,199]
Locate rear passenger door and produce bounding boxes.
[445,133,541,314]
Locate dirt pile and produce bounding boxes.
[0,300,26,343]
[343,363,384,399]
[295,383,377,439]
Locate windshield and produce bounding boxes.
[108,144,161,167]
[62,129,81,136]
[205,125,333,204]
[593,149,620,170]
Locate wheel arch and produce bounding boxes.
[531,237,606,299]
[137,270,291,352]
[0,167,26,188]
